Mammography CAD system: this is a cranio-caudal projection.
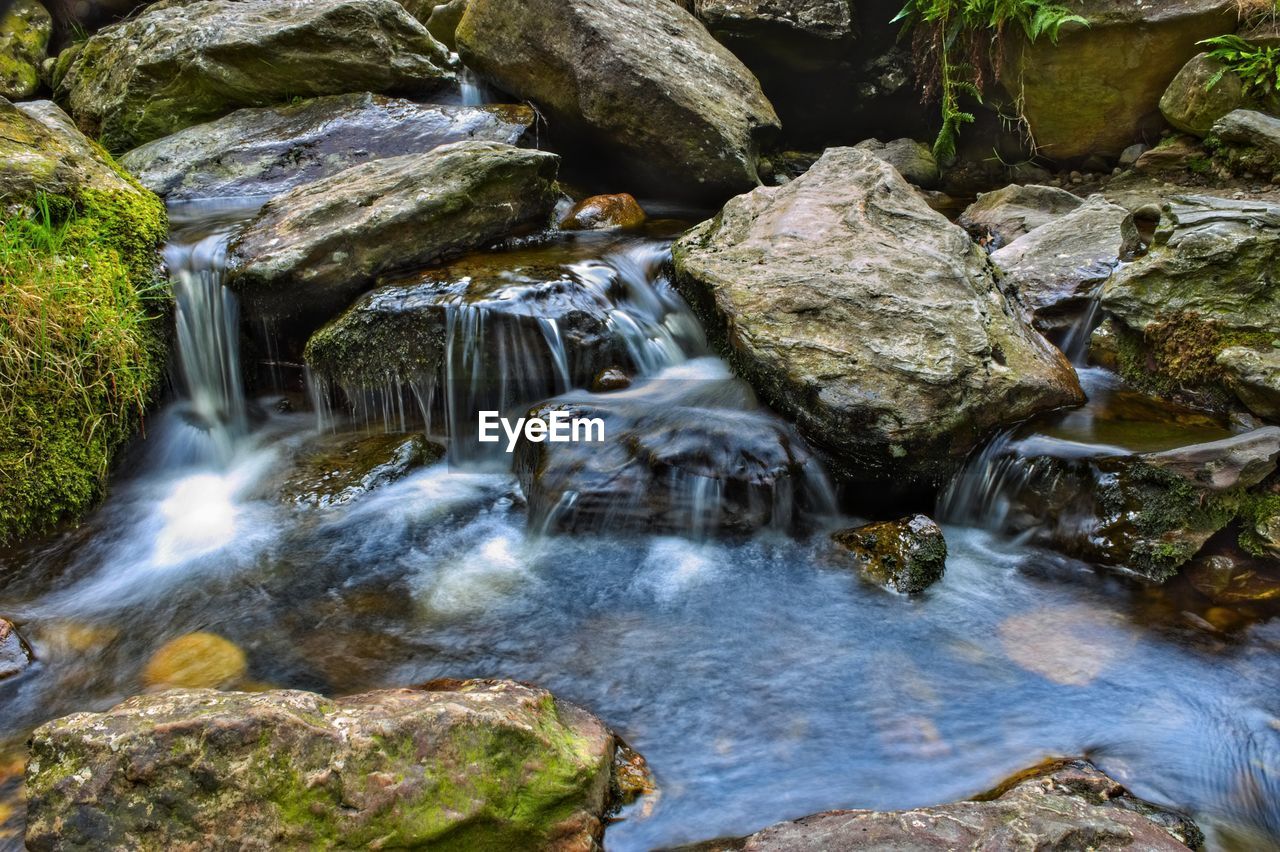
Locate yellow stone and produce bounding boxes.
[142,632,247,690]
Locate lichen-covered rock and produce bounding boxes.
[1210,109,1280,180]
[831,514,947,594]
[0,619,31,680]
[279,432,443,509]
[1160,52,1247,136]
[560,193,646,231]
[228,141,561,327]
[852,137,939,188]
[672,147,1083,484]
[1004,0,1236,160]
[712,760,1202,851]
[56,0,454,152]
[122,94,533,202]
[991,195,1137,331]
[142,632,248,690]
[25,680,622,851]
[0,99,145,201]
[456,0,779,200]
[1100,195,1280,405]
[0,0,51,99]
[1218,346,1280,421]
[958,183,1083,247]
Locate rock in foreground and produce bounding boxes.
[672,147,1083,484]
[456,0,779,200]
[122,94,534,202]
[26,680,622,851]
[229,141,561,327]
[695,760,1202,850]
[831,515,947,594]
[56,0,453,152]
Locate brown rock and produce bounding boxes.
[561,193,647,231]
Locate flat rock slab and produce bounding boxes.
[56,0,453,152]
[26,680,619,851]
[122,94,534,202]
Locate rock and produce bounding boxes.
[672,147,1083,484]
[1218,346,1280,421]
[56,0,454,152]
[1210,109,1280,179]
[279,432,443,509]
[1119,143,1150,167]
[720,760,1202,851]
[0,0,51,99]
[425,0,467,50]
[958,183,1083,247]
[1160,53,1246,136]
[121,94,533,202]
[456,0,779,200]
[1186,551,1280,604]
[591,368,631,392]
[0,99,148,201]
[228,141,560,327]
[0,620,31,680]
[1143,427,1280,492]
[694,0,853,43]
[852,137,940,188]
[25,680,623,851]
[1100,195,1280,404]
[560,193,646,231]
[1003,0,1237,160]
[515,381,832,535]
[1134,135,1212,175]
[991,195,1137,331]
[831,515,947,594]
[142,632,248,690]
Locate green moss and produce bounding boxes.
[0,182,167,545]
[1238,492,1280,557]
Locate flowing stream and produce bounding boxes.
[1,202,1278,851]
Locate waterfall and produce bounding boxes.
[1060,285,1104,367]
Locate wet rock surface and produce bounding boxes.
[122,94,534,202]
[0,619,31,680]
[672,147,1083,484]
[958,183,1083,248]
[456,0,779,200]
[228,141,561,327]
[55,0,454,152]
[25,680,621,851]
[831,514,947,594]
[560,193,647,231]
[690,760,1202,851]
[279,432,443,509]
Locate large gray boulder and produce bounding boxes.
[958,183,1083,247]
[0,0,51,99]
[992,195,1137,331]
[25,680,624,851]
[456,0,779,200]
[55,0,454,152]
[122,94,533,201]
[227,141,560,327]
[672,147,1084,483]
[1210,109,1280,180]
[704,760,1202,851]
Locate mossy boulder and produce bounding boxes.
[0,98,167,546]
[121,94,534,202]
[831,514,948,594]
[1003,0,1237,160]
[55,0,454,152]
[227,141,561,329]
[671,147,1083,485]
[1160,52,1249,137]
[456,0,779,201]
[25,680,625,851]
[0,0,51,99]
[1100,195,1280,409]
[1210,109,1280,180]
[425,0,468,50]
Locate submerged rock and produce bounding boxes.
[228,141,561,327]
[1003,0,1236,160]
[279,432,443,509]
[703,760,1202,851]
[852,138,939,188]
[560,193,647,231]
[1160,53,1248,137]
[122,94,534,202]
[831,515,947,594]
[0,619,31,680]
[957,183,1083,248]
[1186,550,1280,604]
[55,0,454,152]
[25,680,623,851]
[672,147,1083,484]
[991,195,1137,331]
[142,632,248,690]
[1210,109,1280,180]
[999,605,1136,687]
[456,0,779,200]
[0,0,51,99]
